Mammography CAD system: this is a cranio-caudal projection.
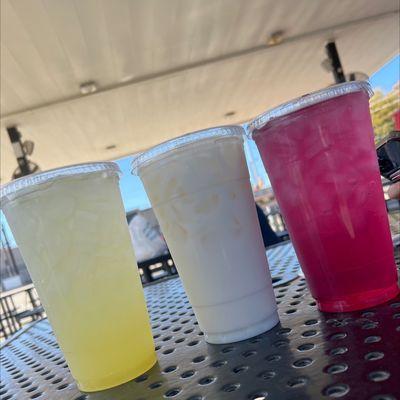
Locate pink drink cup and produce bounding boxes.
[250,82,399,312]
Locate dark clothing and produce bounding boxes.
[256,204,281,248]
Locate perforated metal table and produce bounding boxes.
[1,243,399,400]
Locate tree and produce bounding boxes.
[370,82,400,144]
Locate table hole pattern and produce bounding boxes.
[266,242,301,287]
[0,244,399,400]
[0,321,76,400]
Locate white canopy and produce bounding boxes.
[1,0,399,183]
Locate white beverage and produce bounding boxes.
[1,163,156,391]
[133,127,279,344]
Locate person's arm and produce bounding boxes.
[388,182,400,199]
[255,204,280,247]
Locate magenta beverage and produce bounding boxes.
[250,81,399,313]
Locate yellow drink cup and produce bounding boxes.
[1,162,156,392]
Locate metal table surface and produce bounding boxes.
[1,243,399,400]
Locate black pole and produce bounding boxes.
[1,226,19,276]
[6,126,31,177]
[325,41,346,83]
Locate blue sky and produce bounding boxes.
[1,55,399,247]
[117,156,151,211]
[369,55,399,93]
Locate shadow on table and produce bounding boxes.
[82,363,164,400]
[79,322,316,400]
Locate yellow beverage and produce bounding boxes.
[1,163,156,391]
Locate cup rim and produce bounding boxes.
[248,80,373,138]
[0,161,121,205]
[131,125,244,175]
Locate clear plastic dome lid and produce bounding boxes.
[131,125,245,175]
[1,162,121,204]
[248,81,373,137]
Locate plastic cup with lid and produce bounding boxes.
[248,81,399,312]
[132,126,279,344]
[1,162,156,391]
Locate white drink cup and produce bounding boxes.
[132,126,279,344]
